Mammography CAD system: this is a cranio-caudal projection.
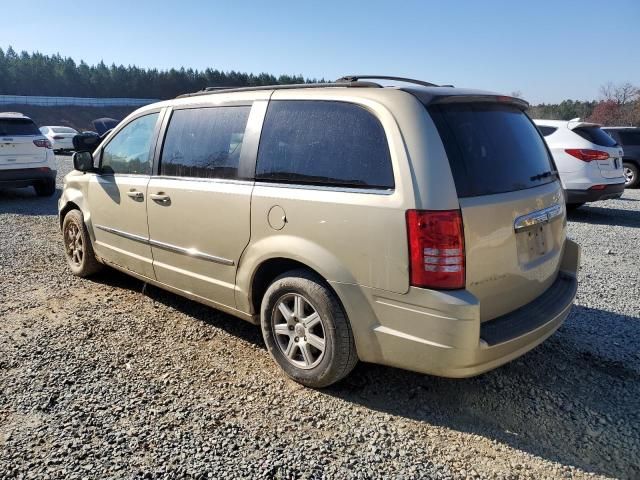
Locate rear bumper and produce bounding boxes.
[0,167,57,188]
[335,239,581,378]
[565,182,625,203]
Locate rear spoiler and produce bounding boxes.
[429,94,529,110]
[567,118,601,130]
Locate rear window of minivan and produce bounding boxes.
[573,127,618,147]
[427,103,556,198]
[0,118,41,136]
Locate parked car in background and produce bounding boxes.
[0,112,56,196]
[59,77,579,387]
[91,117,120,137]
[602,127,640,188]
[40,126,79,153]
[534,119,626,208]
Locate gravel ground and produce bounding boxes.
[1,155,639,479]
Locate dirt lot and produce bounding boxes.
[1,155,639,479]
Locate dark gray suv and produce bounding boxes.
[603,127,640,188]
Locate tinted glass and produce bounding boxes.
[618,130,640,146]
[573,127,618,147]
[427,103,555,198]
[0,118,41,136]
[160,106,250,179]
[256,101,394,189]
[537,126,557,137]
[101,113,159,175]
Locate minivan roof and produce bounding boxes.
[175,75,529,110]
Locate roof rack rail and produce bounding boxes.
[336,75,441,88]
[176,80,382,99]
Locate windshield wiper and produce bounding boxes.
[530,170,557,181]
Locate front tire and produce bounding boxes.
[260,269,358,388]
[62,210,102,277]
[623,162,639,188]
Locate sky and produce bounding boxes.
[1,0,638,104]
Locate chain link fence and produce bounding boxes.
[0,95,159,107]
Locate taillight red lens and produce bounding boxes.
[589,184,607,190]
[565,149,609,161]
[406,209,465,290]
[33,139,52,149]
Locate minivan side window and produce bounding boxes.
[256,101,394,189]
[160,106,251,180]
[101,113,159,175]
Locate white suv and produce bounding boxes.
[0,112,57,196]
[534,119,625,208]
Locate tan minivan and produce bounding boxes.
[59,76,580,387]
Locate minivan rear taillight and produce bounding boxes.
[406,210,465,290]
[33,139,52,149]
[565,149,609,161]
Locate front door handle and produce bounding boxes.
[127,190,144,201]
[150,193,171,205]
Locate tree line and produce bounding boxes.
[527,82,640,126]
[0,47,319,99]
[1,46,638,126]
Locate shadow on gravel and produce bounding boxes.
[0,187,60,216]
[324,305,640,479]
[86,269,639,478]
[568,204,640,229]
[88,269,263,346]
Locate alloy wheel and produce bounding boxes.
[624,166,635,187]
[271,293,326,369]
[65,222,84,266]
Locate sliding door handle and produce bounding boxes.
[150,193,171,205]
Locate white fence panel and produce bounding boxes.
[0,95,159,107]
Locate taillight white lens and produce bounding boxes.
[406,210,465,289]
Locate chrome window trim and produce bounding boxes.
[254,180,395,196]
[513,203,564,232]
[94,224,234,266]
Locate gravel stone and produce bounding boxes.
[0,155,638,479]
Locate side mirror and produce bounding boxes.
[72,132,101,153]
[73,151,95,172]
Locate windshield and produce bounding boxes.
[427,103,556,197]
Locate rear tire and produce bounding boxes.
[62,210,102,277]
[260,269,358,388]
[34,179,56,197]
[623,162,639,188]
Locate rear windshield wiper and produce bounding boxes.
[530,170,557,181]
